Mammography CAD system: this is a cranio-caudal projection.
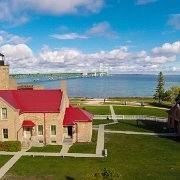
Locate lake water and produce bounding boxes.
[16,74,180,98]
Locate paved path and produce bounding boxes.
[0,150,26,179]
[0,151,16,155]
[23,152,103,158]
[96,124,104,155]
[105,130,177,136]
[110,105,118,123]
[60,144,72,155]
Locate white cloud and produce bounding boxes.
[152,41,180,56]
[0,44,36,69]
[136,0,158,5]
[0,31,31,45]
[0,0,104,25]
[50,33,88,40]
[145,56,176,63]
[167,14,180,30]
[86,21,118,39]
[51,21,118,40]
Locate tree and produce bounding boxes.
[163,86,180,103]
[154,72,165,103]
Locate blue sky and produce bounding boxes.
[0,0,180,74]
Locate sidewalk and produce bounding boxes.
[96,124,104,155]
[109,105,118,123]
[0,150,26,179]
[60,144,72,156]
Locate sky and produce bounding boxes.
[0,0,180,74]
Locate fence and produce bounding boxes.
[93,115,168,122]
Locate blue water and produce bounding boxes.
[16,74,180,98]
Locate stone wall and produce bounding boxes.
[0,66,9,90]
[19,112,64,145]
[0,98,19,141]
[76,122,92,142]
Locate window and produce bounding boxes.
[51,125,56,135]
[1,108,7,119]
[3,129,8,139]
[38,125,43,135]
[39,140,43,143]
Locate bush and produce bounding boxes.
[0,141,21,152]
[84,168,121,180]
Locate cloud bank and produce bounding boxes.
[0,40,179,74]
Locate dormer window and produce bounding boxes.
[1,108,7,119]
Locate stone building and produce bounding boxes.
[0,53,93,147]
[168,93,180,137]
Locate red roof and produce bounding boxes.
[0,90,62,113]
[63,106,93,125]
[22,120,35,127]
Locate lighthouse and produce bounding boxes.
[0,53,10,90]
[0,53,17,90]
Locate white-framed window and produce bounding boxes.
[3,129,8,139]
[1,108,7,119]
[51,125,56,135]
[37,125,43,135]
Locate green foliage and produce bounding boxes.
[163,86,180,103]
[154,72,165,103]
[0,141,21,152]
[85,168,120,180]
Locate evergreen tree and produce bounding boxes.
[154,72,165,103]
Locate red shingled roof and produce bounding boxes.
[63,106,93,125]
[0,90,62,113]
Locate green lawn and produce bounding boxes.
[105,120,169,133]
[78,105,110,115]
[93,119,114,125]
[68,130,98,154]
[6,135,180,179]
[114,106,168,117]
[0,155,12,168]
[27,145,62,153]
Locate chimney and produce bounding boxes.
[60,80,69,109]
[61,80,67,94]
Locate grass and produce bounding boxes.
[93,119,114,125]
[113,106,168,117]
[6,134,180,179]
[105,120,169,133]
[0,155,12,168]
[27,145,62,153]
[68,130,98,154]
[78,105,111,115]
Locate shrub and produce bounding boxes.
[0,141,3,151]
[84,168,121,180]
[0,141,21,152]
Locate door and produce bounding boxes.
[67,126,72,137]
[24,128,32,139]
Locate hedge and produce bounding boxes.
[0,141,21,152]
